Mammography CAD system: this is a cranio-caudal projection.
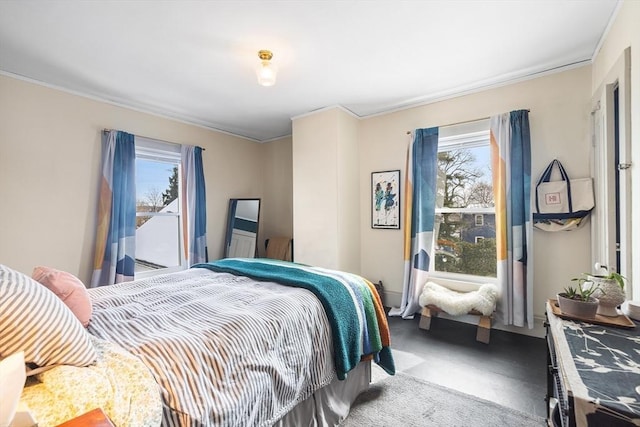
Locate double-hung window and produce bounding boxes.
[134,137,186,278]
[431,120,497,282]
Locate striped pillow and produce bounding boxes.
[0,264,96,367]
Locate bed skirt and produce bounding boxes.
[274,360,371,427]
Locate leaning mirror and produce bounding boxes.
[224,198,261,258]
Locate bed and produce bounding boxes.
[1,258,394,426]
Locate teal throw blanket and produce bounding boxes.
[193,258,395,380]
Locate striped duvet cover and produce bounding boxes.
[196,258,395,380]
[87,268,336,427]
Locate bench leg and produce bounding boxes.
[476,315,491,344]
[419,306,438,330]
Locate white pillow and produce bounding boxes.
[0,264,96,368]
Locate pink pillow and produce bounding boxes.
[32,266,92,327]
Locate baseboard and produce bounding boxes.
[383,290,403,309]
[384,290,546,339]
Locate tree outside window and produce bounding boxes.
[434,145,496,278]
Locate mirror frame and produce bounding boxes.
[224,198,261,258]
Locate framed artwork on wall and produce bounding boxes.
[371,170,400,229]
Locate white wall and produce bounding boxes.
[260,136,294,257]
[292,109,340,268]
[292,107,360,272]
[0,75,290,283]
[359,65,594,334]
[336,110,361,273]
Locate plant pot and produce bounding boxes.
[557,293,598,319]
[587,275,626,317]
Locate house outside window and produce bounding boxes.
[135,137,186,278]
[432,121,497,280]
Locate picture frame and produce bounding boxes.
[371,170,400,229]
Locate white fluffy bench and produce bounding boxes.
[418,281,499,344]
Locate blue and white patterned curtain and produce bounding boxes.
[490,110,533,328]
[91,130,136,287]
[390,128,439,318]
[181,145,208,265]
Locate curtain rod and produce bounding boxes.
[102,129,205,151]
[405,109,530,134]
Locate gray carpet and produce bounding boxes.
[341,372,547,427]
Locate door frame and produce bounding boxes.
[590,47,632,298]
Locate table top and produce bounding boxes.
[54,409,115,427]
[546,301,640,426]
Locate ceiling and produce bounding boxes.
[0,1,620,142]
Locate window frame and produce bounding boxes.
[134,137,187,279]
[429,122,498,286]
[591,47,633,297]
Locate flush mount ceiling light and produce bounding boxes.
[256,50,277,87]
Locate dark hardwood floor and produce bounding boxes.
[384,313,548,420]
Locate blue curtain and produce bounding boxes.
[390,128,439,318]
[181,145,208,265]
[91,130,136,287]
[490,110,533,327]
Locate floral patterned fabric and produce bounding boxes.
[550,307,640,426]
[20,336,162,427]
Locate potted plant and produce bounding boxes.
[574,268,627,317]
[557,282,600,319]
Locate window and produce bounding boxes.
[135,138,185,277]
[432,120,496,280]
